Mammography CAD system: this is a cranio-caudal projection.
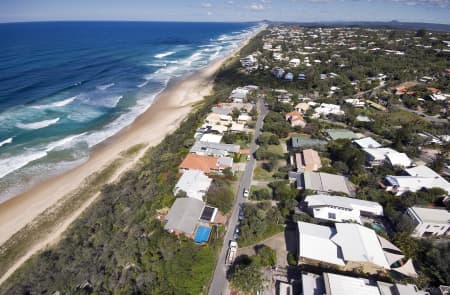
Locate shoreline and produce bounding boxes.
[0,28,260,247]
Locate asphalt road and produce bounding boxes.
[207,99,268,295]
[392,104,448,124]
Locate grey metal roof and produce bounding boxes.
[190,141,240,157]
[297,172,352,195]
[291,137,327,148]
[164,198,204,235]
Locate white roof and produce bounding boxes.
[385,152,413,167]
[404,165,450,193]
[305,194,383,215]
[353,137,382,149]
[331,223,390,269]
[297,222,345,266]
[408,206,450,224]
[301,273,325,295]
[174,170,212,201]
[363,148,412,167]
[200,133,223,143]
[387,166,450,194]
[324,273,381,295]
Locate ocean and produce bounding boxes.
[0,21,260,202]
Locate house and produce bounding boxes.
[229,87,250,103]
[205,113,232,125]
[301,272,428,295]
[296,171,353,196]
[289,58,301,67]
[174,170,212,201]
[325,129,360,140]
[297,222,403,272]
[345,98,365,108]
[295,149,322,172]
[285,111,306,128]
[230,122,245,132]
[164,198,204,237]
[200,133,223,143]
[363,148,413,167]
[304,194,383,224]
[272,67,285,78]
[284,72,294,81]
[314,104,344,118]
[406,206,450,238]
[180,154,233,174]
[383,165,450,196]
[237,114,251,124]
[294,102,310,114]
[353,137,382,149]
[291,137,327,149]
[190,141,240,157]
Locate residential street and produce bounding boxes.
[208,99,268,295]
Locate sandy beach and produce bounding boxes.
[0,29,259,248]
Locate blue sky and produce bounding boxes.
[0,0,449,24]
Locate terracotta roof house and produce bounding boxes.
[180,154,232,174]
[286,111,306,128]
[295,149,322,172]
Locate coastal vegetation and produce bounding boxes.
[0,30,267,294]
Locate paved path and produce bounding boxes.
[208,99,268,295]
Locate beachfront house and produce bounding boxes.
[180,154,233,174]
[164,198,205,237]
[406,206,450,238]
[173,169,212,201]
[304,194,383,224]
[190,141,240,158]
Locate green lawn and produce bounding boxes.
[253,166,273,181]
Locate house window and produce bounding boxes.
[328,212,336,219]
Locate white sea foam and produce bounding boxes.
[31,95,77,109]
[154,51,175,59]
[146,63,167,67]
[96,83,115,91]
[137,80,150,88]
[0,137,13,148]
[16,117,60,130]
[0,133,84,179]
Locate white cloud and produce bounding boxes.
[201,2,212,8]
[246,3,266,10]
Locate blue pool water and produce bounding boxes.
[0,21,261,201]
[194,226,211,243]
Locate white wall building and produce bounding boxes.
[173,170,212,201]
[363,147,413,167]
[406,207,450,238]
[305,194,383,224]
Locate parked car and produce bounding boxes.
[238,209,244,220]
[243,189,249,198]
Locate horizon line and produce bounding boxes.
[1,19,450,26]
